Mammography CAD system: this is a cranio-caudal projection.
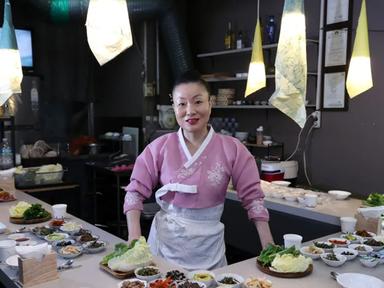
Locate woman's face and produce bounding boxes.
[172,82,211,135]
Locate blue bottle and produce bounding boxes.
[266,15,276,43]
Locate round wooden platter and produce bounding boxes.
[256,258,313,278]
[9,214,52,224]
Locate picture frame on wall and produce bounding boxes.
[325,28,348,67]
[326,0,350,25]
[322,71,347,109]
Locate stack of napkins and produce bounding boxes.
[15,243,51,261]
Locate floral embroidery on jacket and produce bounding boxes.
[207,162,225,186]
[124,191,142,206]
[248,199,268,219]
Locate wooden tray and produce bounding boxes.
[10,214,52,224]
[256,259,313,278]
[99,261,155,279]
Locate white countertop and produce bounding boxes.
[226,182,363,225]
[1,177,382,288]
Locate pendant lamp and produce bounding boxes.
[0,0,23,106]
[346,0,372,98]
[86,0,133,66]
[245,0,266,97]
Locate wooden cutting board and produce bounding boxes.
[256,258,313,278]
[99,261,155,279]
[10,214,52,224]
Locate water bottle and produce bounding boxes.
[30,80,39,112]
[266,16,276,43]
[0,138,13,170]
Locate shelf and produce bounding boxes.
[244,142,283,148]
[212,104,316,109]
[197,39,319,58]
[204,72,318,82]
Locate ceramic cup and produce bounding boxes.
[340,217,357,233]
[0,240,16,262]
[304,194,318,208]
[52,204,67,219]
[284,234,303,249]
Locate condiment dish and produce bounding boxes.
[118,278,147,288]
[82,240,107,253]
[44,232,69,243]
[134,266,161,282]
[188,270,215,288]
[359,256,380,268]
[341,233,361,244]
[216,273,244,288]
[313,241,334,252]
[328,190,351,200]
[333,248,358,261]
[327,238,350,247]
[348,244,373,255]
[300,245,324,260]
[57,245,83,259]
[5,254,19,269]
[178,280,206,288]
[320,253,347,267]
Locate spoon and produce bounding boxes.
[330,271,339,280]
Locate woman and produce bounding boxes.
[123,71,273,270]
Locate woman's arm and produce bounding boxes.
[254,220,274,249]
[126,209,142,243]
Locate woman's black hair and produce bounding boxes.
[172,70,210,95]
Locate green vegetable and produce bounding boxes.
[258,244,299,267]
[101,240,137,265]
[23,204,50,220]
[363,193,384,207]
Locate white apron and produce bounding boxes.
[147,183,227,271]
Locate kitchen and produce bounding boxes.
[0,0,384,287]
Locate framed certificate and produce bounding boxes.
[325,29,348,67]
[322,72,347,109]
[326,0,349,25]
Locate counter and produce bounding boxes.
[1,178,382,288]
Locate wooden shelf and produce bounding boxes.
[197,39,319,58]
[244,142,283,148]
[212,104,316,109]
[204,72,318,82]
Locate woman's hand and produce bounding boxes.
[254,220,274,249]
[126,210,142,242]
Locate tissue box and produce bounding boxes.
[355,212,382,235]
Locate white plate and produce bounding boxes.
[337,273,384,288]
[328,190,351,200]
[5,254,19,268]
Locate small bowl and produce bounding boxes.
[300,246,324,260]
[216,273,244,288]
[148,278,176,288]
[348,244,374,255]
[354,230,376,239]
[320,253,347,267]
[341,233,361,244]
[8,233,28,241]
[244,278,273,288]
[188,270,215,288]
[0,222,6,234]
[44,232,69,243]
[333,248,358,261]
[359,256,380,268]
[328,190,351,200]
[5,254,19,270]
[59,222,82,235]
[271,181,291,187]
[134,266,161,282]
[118,278,147,288]
[363,239,384,251]
[283,193,297,202]
[53,239,76,250]
[76,233,99,243]
[327,238,350,247]
[313,241,335,252]
[82,240,107,253]
[178,280,206,288]
[57,245,83,259]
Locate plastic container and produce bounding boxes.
[14,166,64,188]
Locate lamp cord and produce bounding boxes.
[303,123,315,186]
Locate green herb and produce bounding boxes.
[23,204,50,220]
[363,193,384,207]
[101,240,138,265]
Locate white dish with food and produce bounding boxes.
[359,256,380,268]
[320,253,347,267]
[216,273,244,288]
[362,238,384,251]
[327,238,350,247]
[333,248,358,261]
[188,270,215,288]
[300,245,324,259]
[60,221,82,235]
[82,240,107,253]
[336,273,384,288]
[348,244,373,255]
[341,233,362,244]
[134,266,161,282]
[328,190,351,200]
[178,280,206,288]
[44,232,69,243]
[117,278,147,288]
[354,230,376,239]
[57,245,82,259]
[313,241,335,252]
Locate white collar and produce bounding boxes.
[177,126,215,168]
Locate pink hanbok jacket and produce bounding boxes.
[124,128,269,221]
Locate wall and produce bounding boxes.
[186,0,384,198]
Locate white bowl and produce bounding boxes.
[271,180,291,187]
[348,244,374,255]
[313,241,335,252]
[283,193,297,202]
[333,248,358,261]
[60,222,82,235]
[320,253,347,267]
[354,230,376,239]
[359,256,380,268]
[328,190,351,200]
[188,270,215,288]
[117,278,147,288]
[82,240,107,253]
[327,238,350,247]
[216,273,244,288]
[0,222,6,234]
[300,246,324,260]
[362,239,384,251]
[134,266,161,282]
[44,232,69,243]
[341,233,362,244]
[178,280,206,288]
[5,254,19,269]
[53,239,76,250]
[57,245,83,259]
[337,273,384,288]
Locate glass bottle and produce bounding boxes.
[266,15,276,43]
[224,21,235,49]
[30,80,39,112]
[0,138,13,170]
[236,31,244,49]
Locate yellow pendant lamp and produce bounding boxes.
[346,0,372,98]
[0,0,23,106]
[245,0,266,97]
